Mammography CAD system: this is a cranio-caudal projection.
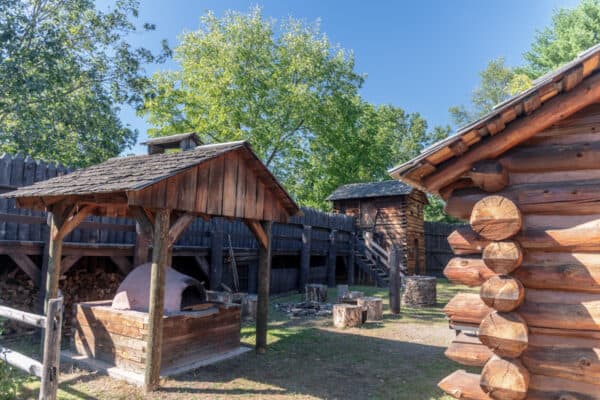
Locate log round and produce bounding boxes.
[438,370,493,400]
[356,296,383,321]
[332,304,363,328]
[482,241,523,274]
[468,159,509,192]
[401,276,437,307]
[305,284,328,303]
[470,196,522,241]
[336,284,349,301]
[444,258,496,287]
[479,311,528,358]
[480,356,530,400]
[241,294,257,321]
[480,275,525,312]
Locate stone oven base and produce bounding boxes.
[71,300,245,383]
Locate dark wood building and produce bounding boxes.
[327,180,427,275]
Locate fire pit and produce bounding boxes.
[71,264,245,382]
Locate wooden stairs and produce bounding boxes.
[354,232,404,288]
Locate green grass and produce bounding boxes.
[1,279,475,399]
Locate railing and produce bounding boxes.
[0,297,64,400]
[362,232,391,269]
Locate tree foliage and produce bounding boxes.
[142,8,449,209]
[450,0,600,128]
[0,0,169,167]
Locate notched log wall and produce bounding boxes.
[439,103,600,400]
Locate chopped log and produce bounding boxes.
[444,293,492,325]
[340,291,364,304]
[528,372,600,400]
[479,275,525,312]
[480,356,530,400]
[523,333,600,386]
[478,311,528,358]
[445,333,493,367]
[468,160,508,192]
[482,242,523,274]
[332,304,363,328]
[356,296,383,321]
[305,284,328,303]
[470,196,522,241]
[448,227,490,255]
[444,258,495,287]
[438,370,492,400]
[446,180,600,220]
[514,252,600,293]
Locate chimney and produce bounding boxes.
[141,132,203,155]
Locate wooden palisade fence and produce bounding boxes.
[0,296,63,400]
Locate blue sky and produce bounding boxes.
[100,0,581,154]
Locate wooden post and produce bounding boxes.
[144,209,170,393]
[348,232,355,285]
[256,220,272,354]
[389,246,401,314]
[210,217,224,290]
[44,206,67,312]
[248,260,258,294]
[36,222,50,314]
[327,229,337,287]
[299,225,311,292]
[39,296,63,400]
[134,222,150,266]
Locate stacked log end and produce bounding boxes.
[441,183,600,400]
[441,195,533,400]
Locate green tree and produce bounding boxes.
[449,58,530,128]
[523,0,600,78]
[0,0,169,167]
[142,8,450,208]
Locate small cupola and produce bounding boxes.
[141,132,203,155]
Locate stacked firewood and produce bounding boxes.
[0,259,123,337]
[440,193,600,399]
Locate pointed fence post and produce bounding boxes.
[299,225,311,292]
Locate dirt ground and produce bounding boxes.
[2,280,475,400]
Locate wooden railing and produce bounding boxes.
[362,232,391,269]
[0,297,64,400]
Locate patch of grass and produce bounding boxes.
[3,279,475,399]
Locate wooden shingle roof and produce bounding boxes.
[327,180,414,201]
[389,43,600,194]
[3,141,299,217]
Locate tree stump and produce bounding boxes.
[333,304,363,328]
[401,276,437,307]
[357,296,383,321]
[341,290,364,304]
[241,294,257,321]
[337,284,349,301]
[305,284,328,303]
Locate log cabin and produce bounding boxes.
[327,180,427,275]
[390,43,600,399]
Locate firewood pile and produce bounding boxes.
[0,259,123,337]
[274,301,333,317]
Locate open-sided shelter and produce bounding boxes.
[390,44,600,399]
[327,180,427,275]
[4,139,299,392]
